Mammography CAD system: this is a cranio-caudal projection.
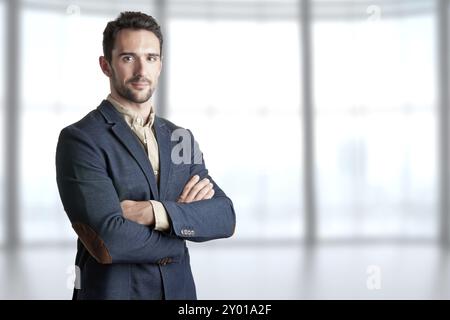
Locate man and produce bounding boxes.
[55,11,236,300]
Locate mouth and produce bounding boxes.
[130,81,150,89]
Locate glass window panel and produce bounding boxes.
[313,4,437,239]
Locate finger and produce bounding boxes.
[185,178,210,202]
[179,175,200,201]
[193,183,214,201]
[203,188,215,200]
[120,200,133,210]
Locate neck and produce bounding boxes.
[109,91,152,121]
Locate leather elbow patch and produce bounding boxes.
[72,222,112,264]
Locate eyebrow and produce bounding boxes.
[118,52,160,57]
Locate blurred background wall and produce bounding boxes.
[0,0,449,299]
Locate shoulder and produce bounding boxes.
[155,116,184,132]
[59,101,112,140]
[57,108,112,156]
[155,116,196,138]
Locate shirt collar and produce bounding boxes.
[106,94,155,129]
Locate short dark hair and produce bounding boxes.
[102,11,163,63]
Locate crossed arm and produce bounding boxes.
[56,126,235,265]
[120,175,215,226]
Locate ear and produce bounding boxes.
[99,56,112,77]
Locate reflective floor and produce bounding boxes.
[0,242,449,299]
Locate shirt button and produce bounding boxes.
[154,170,158,175]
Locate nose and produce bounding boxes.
[134,57,147,77]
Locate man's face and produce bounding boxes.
[106,29,162,104]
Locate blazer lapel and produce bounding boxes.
[154,117,172,200]
[98,100,160,200]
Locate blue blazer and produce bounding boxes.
[55,100,236,300]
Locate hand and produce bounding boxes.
[120,200,155,226]
[177,175,215,203]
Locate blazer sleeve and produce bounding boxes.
[161,129,236,242]
[55,126,185,264]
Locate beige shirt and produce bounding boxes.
[107,94,170,232]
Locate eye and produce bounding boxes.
[148,56,159,62]
[122,56,133,62]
